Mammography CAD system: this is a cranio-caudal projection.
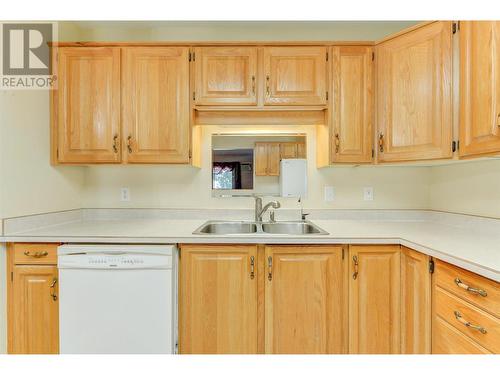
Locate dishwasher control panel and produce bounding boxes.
[58,252,172,270]
[88,256,145,267]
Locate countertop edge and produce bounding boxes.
[1,234,499,282]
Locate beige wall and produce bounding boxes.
[429,159,500,218]
[71,21,418,42]
[83,126,431,210]
[0,90,85,218]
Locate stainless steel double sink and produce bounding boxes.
[193,220,329,235]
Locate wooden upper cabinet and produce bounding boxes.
[56,47,121,163]
[376,21,453,162]
[349,245,401,354]
[179,245,258,354]
[401,247,431,354]
[194,47,258,105]
[264,246,346,354]
[263,46,327,106]
[279,143,298,159]
[459,21,500,157]
[331,46,373,163]
[255,142,280,176]
[11,265,59,354]
[122,47,190,163]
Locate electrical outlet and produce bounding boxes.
[324,186,335,202]
[363,187,374,201]
[120,187,130,202]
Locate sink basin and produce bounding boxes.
[262,221,328,235]
[193,221,257,235]
[193,220,328,235]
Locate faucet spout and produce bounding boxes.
[254,196,280,223]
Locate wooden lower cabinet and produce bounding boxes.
[432,260,500,354]
[7,243,59,354]
[179,244,258,354]
[264,245,346,354]
[348,245,401,354]
[401,247,431,354]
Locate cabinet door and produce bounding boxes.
[279,143,297,159]
[255,142,269,176]
[122,47,190,163]
[459,21,500,157]
[297,142,307,158]
[194,47,258,105]
[401,247,431,354]
[10,266,59,354]
[265,246,346,354]
[349,245,401,354]
[264,47,327,106]
[56,47,121,163]
[179,245,258,354]
[266,143,281,176]
[331,46,373,163]
[376,22,452,161]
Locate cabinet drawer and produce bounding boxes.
[433,316,491,354]
[435,259,500,318]
[12,243,58,265]
[435,286,500,353]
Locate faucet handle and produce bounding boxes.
[301,213,310,221]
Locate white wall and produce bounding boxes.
[429,159,500,218]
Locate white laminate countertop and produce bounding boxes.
[1,209,499,282]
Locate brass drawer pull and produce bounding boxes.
[454,278,487,297]
[378,133,384,153]
[266,75,270,96]
[24,251,48,258]
[496,113,500,127]
[334,133,340,153]
[352,255,358,280]
[250,256,255,280]
[251,75,256,95]
[49,278,58,301]
[112,134,119,153]
[268,256,272,281]
[454,311,487,334]
[127,135,133,154]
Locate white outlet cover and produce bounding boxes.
[363,187,374,201]
[120,187,130,202]
[324,186,335,202]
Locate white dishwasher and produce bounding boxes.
[58,244,177,354]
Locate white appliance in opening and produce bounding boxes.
[280,158,307,198]
[58,244,177,354]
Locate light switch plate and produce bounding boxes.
[324,186,335,202]
[363,187,374,201]
[120,187,130,202]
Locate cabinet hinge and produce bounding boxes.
[326,91,328,101]
[342,248,345,260]
[429,259,435,274]
[452,22,458,34]
[192,52,195,61]
[326,52,329,61]
[192,91,195,101]
[188,51,192,62]
[56,148,59,158]
[372,52,375,61]
[11,271,13,282]
[189,150,192,159]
